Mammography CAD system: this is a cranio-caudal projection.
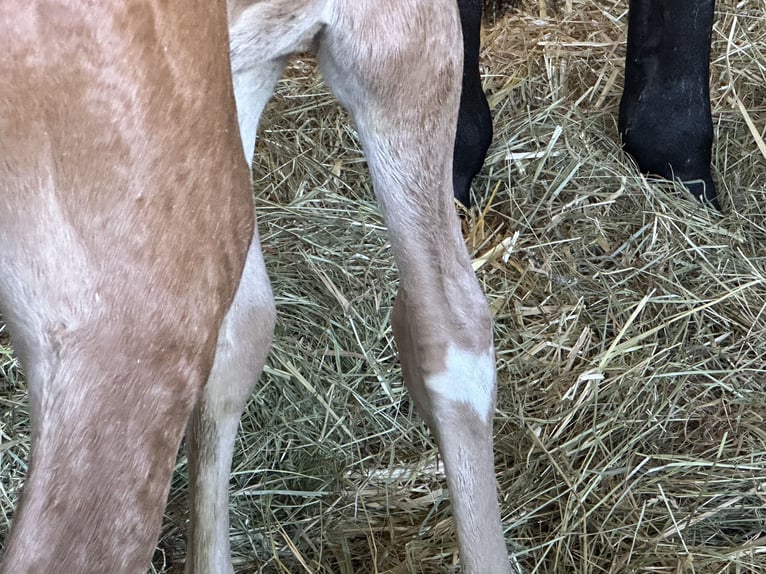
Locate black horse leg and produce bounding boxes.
[619,0,718,208]
[453,0,493,207]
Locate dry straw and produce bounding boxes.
[1,0,765,572]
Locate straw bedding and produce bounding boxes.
[1,0,764,572]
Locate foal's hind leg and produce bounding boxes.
[184,237,275,574]
[184,16,284,574]
[319,1,509,571]
[186,2,341,569]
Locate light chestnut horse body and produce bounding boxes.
[0,1,508,572]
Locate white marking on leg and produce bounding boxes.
[424,344,495,424]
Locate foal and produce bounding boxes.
[0,1,509,573]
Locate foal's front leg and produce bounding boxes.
[318,1,509,571]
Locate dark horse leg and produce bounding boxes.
[456,0,718,209]
[453,0,493,207]
[619,0,719,208]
